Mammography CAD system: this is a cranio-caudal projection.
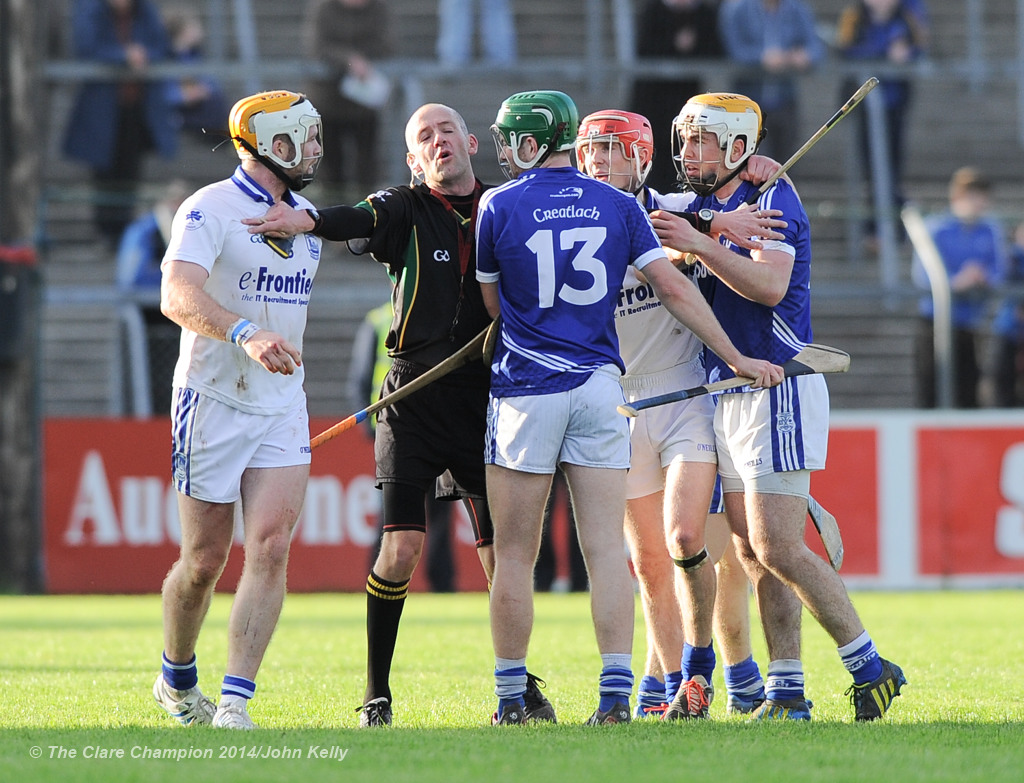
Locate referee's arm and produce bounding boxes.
[242,202,374,242]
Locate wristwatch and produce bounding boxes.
[696,208,715,234]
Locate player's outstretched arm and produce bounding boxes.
[642,256,783,388]
[243,203,375,243]
[649,210,793,306]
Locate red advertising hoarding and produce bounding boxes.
[43,419,492,593]
[917,426,1024,575]
[42,415,1024,592]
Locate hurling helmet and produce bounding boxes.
[491,90,579,175]
[228,90,322,188]
[576,109,655,192]
[671,93,764,195]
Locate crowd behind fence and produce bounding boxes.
[33,0,1024,413]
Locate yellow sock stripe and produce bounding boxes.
[366,574,409,600]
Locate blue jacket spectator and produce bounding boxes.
[911,167,1007,408]
[162,5,228,139]
[62,0,178,247]
[836,0,929,241]
[718,0,825,162]
[990,221,1024,406]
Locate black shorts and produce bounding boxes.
[374,358,489,497]
[381,481,493,546]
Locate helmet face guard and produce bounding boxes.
[491,90,579,178]
[229,91,323,190]
[576,110,654,193]
[672,93,763,196]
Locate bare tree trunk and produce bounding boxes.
[0,0,44,593]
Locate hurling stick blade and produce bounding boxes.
[784,343,851,376]
[808,495,844,571]
[618,343,849,416]
[482,315,501,364]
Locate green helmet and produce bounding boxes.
[491,90,579,175]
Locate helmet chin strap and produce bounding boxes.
[682,158,748,198]
[266,157,313,192]
[530,122,568,170]
[236,137,313,192]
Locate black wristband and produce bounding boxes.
[656,209,698,229]
[696,209,715,234]
[305,208,324,235]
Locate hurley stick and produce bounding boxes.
[744,77,879,205]
[617,343,850,417]
[310,318,498,449]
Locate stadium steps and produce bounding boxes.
[38,0,1024,415]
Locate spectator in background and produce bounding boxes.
[835,0,929,249]
[630,0,723,194]
[718,0,824,162]
[989,220,1024,407]
[912,167,1007,409]
[304,0,395,199]
[115,179,190,415]
[436,0,517,67]
[63,0,178,249]
[162,4,228,140]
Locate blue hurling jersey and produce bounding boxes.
[476,167,666,397]
[690,179,813,386]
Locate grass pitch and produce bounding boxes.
[1,590,1022,782]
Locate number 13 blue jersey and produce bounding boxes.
[476,167,666,397]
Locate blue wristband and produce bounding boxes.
[228,318,261,346]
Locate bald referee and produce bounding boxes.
[245,103,555,728]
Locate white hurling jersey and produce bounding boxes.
[162,166,322,414]
[615,188,703,375]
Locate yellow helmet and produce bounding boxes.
[228,91,322,186]
[672,93,764,195]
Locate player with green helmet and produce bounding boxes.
[490,89,579,178]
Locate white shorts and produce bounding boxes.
[171,387,311,503]
[622,357,717,500]
[714,374,828,485]
[485,365,630,473]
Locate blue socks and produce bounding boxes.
[724,655,765,704]
[681,642,716,683]
[494,658,527,713]
[161,652,198,691]
[664,670,683,703]
[598,653,634,712]
[839,630,883,685]
[221,674,256,701]
[636,674,665,712]
[765,659,805,702]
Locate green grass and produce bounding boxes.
[1,591,1022,782]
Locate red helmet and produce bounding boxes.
[576,110,654,193]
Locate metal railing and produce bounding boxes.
[34,0,1024,414]
[902,204,954,409]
